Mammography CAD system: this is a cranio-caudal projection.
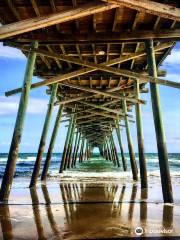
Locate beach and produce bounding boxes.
[0,156,180,239]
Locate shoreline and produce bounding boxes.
[0,176,180,239]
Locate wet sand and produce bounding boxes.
[0,178,180,239]
[0,156,180,239]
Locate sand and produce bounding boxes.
[0,175,180,239]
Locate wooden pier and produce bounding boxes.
[0,0,180,203]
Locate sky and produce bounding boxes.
[0,42,180,153]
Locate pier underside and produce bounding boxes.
[0,0,180,214]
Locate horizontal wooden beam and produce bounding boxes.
[80,101,129,117]
[84,110,122,120]
[11,29,180,44]
[0,1,117,39]
[59,82,146,104]
[76,116,114,125]
[102,0,180,22]
[5,42,175,97]
[5,43,151,81]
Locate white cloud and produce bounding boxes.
[0,43,26,60]
[164,49,180,65]
[0,96,48,115]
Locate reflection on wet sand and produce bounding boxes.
[0,204,13,240]
[140,188,148,224]
[128,184,137,221]
[163,204,173,230]
[0,182,179,239]
[41,185,62,239]
[30,188,46,240]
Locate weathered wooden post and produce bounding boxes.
[106,138,113,162]
[109,137,116,166]
[145,39,173,203]
[82,139,86,162]
[79,138,85,163]
[59,117,73,173]
[0,41,38,201]
[71,131,79,167]
[41,105,63,181]
[105,138,112,161]
[105,141,110,161]
[67,119,76,168]
[103,143,108,160]
[65,117,75,169]
[84,140,88,161]
[111,135,120,167]
[123,98,138,181]
[29,83,58,188]
[115,120,127,171]
[74,132,82,166]
[134,80,148,188]
[86,141,89,160]
[86,141,90,160]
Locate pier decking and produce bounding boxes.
[0,0,180,208]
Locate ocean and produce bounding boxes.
[0,153,180,179]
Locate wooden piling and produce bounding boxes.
[0,41,38,201]
[111,135,120,167]
[41,105,63,181]
[84,141,88,161]
[79,138,85,163]
[103,143,108,160]
[123,98,138,181]
[134,80,148,188]
[71,132,79,167]
[59,117,73,173]
[64,116,75,170]
[105,139,111,161]
[29,83,58,188]
[73,132,82,166]
[109,137,116,166]
[107,138,113,162]
[145,39,173,203]
[115,120,127,171]
[67,119,76,168]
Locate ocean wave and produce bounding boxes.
[147,158,159,163]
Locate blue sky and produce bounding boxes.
[0,42,180,153]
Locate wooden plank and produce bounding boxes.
[5,0,21,20]
[31,0,41,17]
[15,29,180,44]
[59,82,145,104]
[0,2,117,39]
[60,45,72,70]
[5,42,174,96]
[30,0,52,69]
[102,0,180,22]
[80,101,129,117]
[49,0,60,31]
[47,45,62,69]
